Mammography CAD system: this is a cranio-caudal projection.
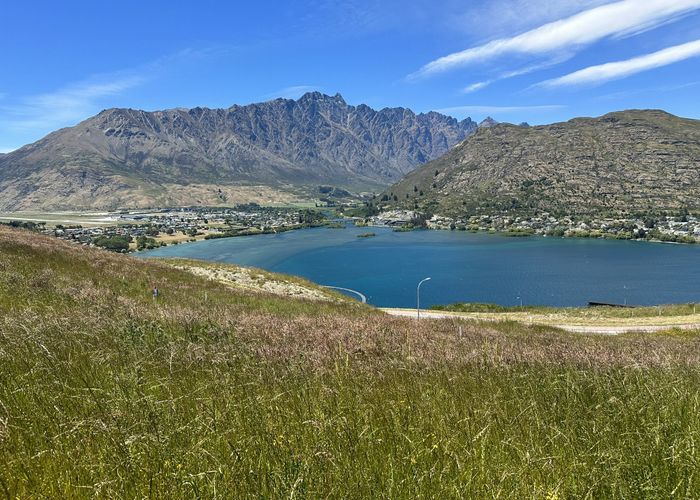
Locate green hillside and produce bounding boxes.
[385,110,700,217]
[2,226,700,497]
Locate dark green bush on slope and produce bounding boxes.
[93,235,131,252]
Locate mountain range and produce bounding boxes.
[384,110,700,217]
[0,92,476,211]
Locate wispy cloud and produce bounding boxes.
[0,75,146,137]
[539,39,700,87]
[450,0,612,39]
[462,58,568,93]
[0,48,223,150]
[0,76,146,132]
[436,104,565,115]
[594,79,700,100]
[411,0,700,79]
[462,82,490,94]
[261,85,322,100]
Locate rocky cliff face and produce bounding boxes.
[0,92,476,211]
[384,110,700,217]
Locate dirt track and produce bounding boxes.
[381,308,700,335]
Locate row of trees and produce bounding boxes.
[92,235,165,252]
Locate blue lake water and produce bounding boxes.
[140,225,700,308]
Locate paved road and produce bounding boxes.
[381,308,700,335]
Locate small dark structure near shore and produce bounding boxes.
[588,301,637,309]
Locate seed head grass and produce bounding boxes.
[1,226,700,497]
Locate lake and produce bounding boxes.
[140,225,700,308]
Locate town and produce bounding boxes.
[4,204,700,252]
[1,204,328,252]
[368,210,700,244]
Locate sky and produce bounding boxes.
[2,0,700,152]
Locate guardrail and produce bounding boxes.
[321,286,367,303]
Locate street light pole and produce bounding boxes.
[417,277,431,320]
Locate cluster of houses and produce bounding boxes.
[367,210,700,243]
[368,210,425,227]
[48,206,323,248]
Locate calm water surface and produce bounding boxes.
[141,225,700,308]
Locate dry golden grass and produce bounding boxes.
[3,225,698,370]
[428,304,700,327]
[2,225,700,497]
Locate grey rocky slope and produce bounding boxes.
[384,110,700,217]
[0,92,475,211]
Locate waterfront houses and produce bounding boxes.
[29,205,326,251]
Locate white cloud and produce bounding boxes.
[0,75,146,132]
[461,58,569,93]
[262,85,322,100]
[462,82,491,93]
[450,0,612,38]
[539,39,700,87]
[412,0,700,79]
[0,48,223,150]
[437,104,565,115]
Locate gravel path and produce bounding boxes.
[381,308,700,335]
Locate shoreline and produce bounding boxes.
[362,223,700,246]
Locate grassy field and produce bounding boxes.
[0,211,124,227]
[2,226,700,497]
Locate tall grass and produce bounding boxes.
[2,226,700,497]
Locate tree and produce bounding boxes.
[93,235,131,253]
[136,236,163,250]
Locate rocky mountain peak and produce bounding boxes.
[0,94,477,211]
[478,117,499,128]
[297,91,346,105]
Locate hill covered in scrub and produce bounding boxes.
[0,92,476,211]
[385,110,700,217]
[2,226,700,496]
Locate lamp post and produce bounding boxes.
[417,277,431,320]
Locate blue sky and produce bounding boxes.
[2,0,700,152]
